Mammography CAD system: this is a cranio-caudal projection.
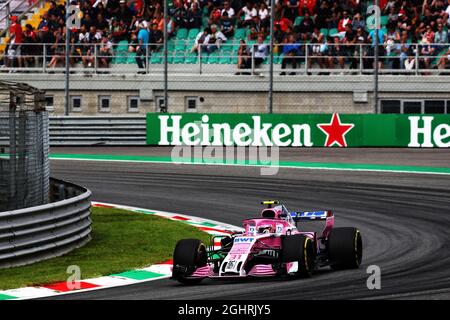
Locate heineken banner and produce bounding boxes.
[146,113,450,148]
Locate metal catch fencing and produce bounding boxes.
[0,80,49,211]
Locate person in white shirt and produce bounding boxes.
[221,1,235,19]
[250,34,268,74]
[238,2,258,27]
[258,2,270,29]
[404,55,415,70]
[191,28,210,54]
[205,24,227,52]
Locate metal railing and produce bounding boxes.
[0,178,92,268]
[1,41,449,76]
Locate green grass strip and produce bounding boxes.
[0,207,209,290]
[50,153,450,175]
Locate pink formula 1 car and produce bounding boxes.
[172,201,363,284]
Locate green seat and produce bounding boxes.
[380,15,389,26]
[173,50,186,64]
[234,28,247,40]
[219,53,231,64]
[188,28,200,39]
[150,52,162,64]
[207,51,221,64]
[328,28,339,36]
[126,52,137,64]
[294,16,304,26]
[174,41,186,52]
[185,52,198,64]
[175,28,188,39]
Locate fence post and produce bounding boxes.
[304,43,308,74]
[359,44,363,75]
[94,44,98,74]
[199,44,203,75]
[145,44,149,74]
[43,44,47,73]
[268,0,274,114]
[251,44,255,75]
[415,44,419,75]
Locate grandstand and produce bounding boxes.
[1,0,450,72]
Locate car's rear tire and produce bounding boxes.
[328,227,362,270]
[281,234,315,277]
[172,239,207,284]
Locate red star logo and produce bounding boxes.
[317,114,354,147]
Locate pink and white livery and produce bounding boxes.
[172,201,363,284]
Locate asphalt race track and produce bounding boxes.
[46,148,450,300]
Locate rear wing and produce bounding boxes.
[290,210,334,221]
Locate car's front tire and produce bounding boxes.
[281,234,315,277]
[172,239,207,284]
[328,227,363,270]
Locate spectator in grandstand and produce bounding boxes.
[5,34,20,69]
[22,24,38,69]
[351,13,366,31]
[235,39,251,75]
[307,27,328,72]
[9,16,23,51]
[186,2,203,29]
[135,23,149,73]
[438,47,450,69]
[404,54,416,70]
[419,36,436,73]
[258,2,270,29]
[191,27,211,54]
[221,11,235,38]
[238,2,258,28]
[285,0,299,22]
[38,12,50,31]
[275,12,294,33]
[94,14,108,33]
[280,34,302,75]
[387,6,399,25]
[337,11,352,37]
[222,1,235,20]
[314,0,331,29]
[150,22,164,52]
[295,11,315,39]
[205,24,227,52]
[247,26,260,41]
[210,6,222,26]
[80,12,95,31]
[110,18,128,42]
[47,27,66,68]
[368,27,387,69]
[117,0,134,25]
[434,23,448,43]
[97,36,113,70]
[250,34,269,74]
[328,36,347,72]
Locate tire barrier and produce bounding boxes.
[0,178,92,268]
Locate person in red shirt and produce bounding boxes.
[9,16,23,44]
[337,11,352,33]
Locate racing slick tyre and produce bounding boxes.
[281,234,315,277]
[328,227,363,270]
[172,239,208,285]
